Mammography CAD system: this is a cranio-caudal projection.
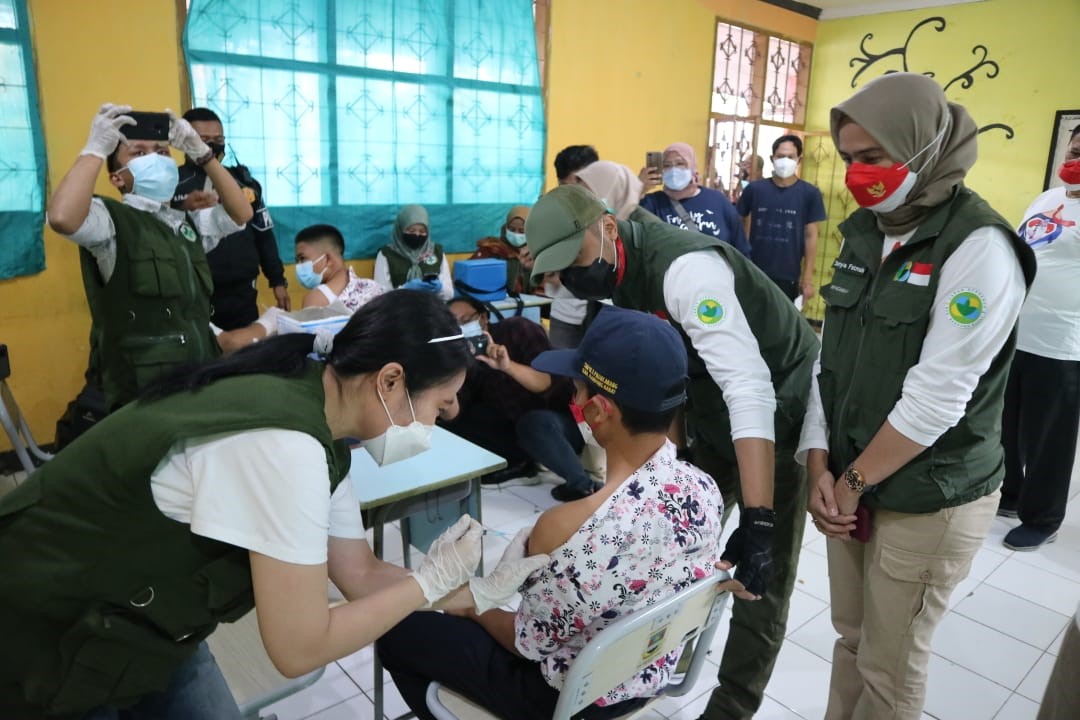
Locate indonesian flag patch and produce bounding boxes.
[893,260,932,287]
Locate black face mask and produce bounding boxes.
[402,232,428,250]
[560,260,616,301]
[209,141,227,161]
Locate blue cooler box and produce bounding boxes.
[453,258,507,301]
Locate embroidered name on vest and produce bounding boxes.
[832,259,867,275]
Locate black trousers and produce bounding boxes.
[376,612,646,720]
[1001,350,1080,532]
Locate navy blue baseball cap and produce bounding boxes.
[532,306,688,413]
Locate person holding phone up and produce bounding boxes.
[47,103,254,412]
[799,73,1034,720]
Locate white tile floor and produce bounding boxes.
[0,462,1074,720]
[254,468,1080,720]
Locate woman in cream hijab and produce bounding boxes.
[800,72,1035,720]
[575,160,654,222]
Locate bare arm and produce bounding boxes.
[47,155,105,235]
[476,335,553,393]
[733,437,775,508]
[251,543,427,678]
[202,158,253,226]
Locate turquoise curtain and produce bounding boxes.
[184,0,545,260]
[0,0,46,279]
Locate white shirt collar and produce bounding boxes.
[121,193,188,232]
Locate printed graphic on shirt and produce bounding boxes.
[946,289,985,327]
[696,298,724,325]
[1022,204,1076,248]
[252,206,274,231]
[893,260,933,286]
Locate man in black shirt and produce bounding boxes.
[172,108,290,329]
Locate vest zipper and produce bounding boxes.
[179,245,208,360]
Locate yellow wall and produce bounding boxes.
[543,0,816,189]
[801,0,1080,318]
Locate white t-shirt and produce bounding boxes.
[1016,187,1080,360]
[150,428,365,565]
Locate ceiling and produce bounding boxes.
[807,0,986,19]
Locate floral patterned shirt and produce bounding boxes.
[514,440,725,705]
[317,267,386,313]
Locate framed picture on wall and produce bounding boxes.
[1044,109,1080,191]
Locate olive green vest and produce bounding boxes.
[0,363,350,716]
[381,243,445,286]
[819,187,1035,513]
[613,219,819,459]
[81,197,220,410]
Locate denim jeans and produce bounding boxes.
[80,642,241,720]
[516,409,591,492]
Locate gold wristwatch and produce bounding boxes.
[844,464,865,494]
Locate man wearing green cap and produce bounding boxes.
[525,183,818,720]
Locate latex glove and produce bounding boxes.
[81,103,135,160]
[411,515,483,605]
[720,507,776,599]
[254,307,281,336]
[469,527,549,613]
[402,278,441,292]
[166,109,211,160]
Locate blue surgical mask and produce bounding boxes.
[121,153,179,203]
[505,230,527,248]
[663,167,693,192]
[295,254,327,289]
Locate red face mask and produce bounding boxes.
[1059,159,1080,189]
[844,162,918,213]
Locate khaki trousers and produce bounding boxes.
[1036,617,1080,720]
[824,491,998,720]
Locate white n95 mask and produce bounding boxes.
[360,389,433,465]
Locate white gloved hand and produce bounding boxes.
[411,515,483,605]
[469,527,550,613]
[254,307,281,335]
[81,103,135,160]
[166,109,211,160]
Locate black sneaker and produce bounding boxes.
[1003,524,1058,551]
[481,460,538,486]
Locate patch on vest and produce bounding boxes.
[946,289,985,327]
[695,297,724,325]
[179,223,197,242]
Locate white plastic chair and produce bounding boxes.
[424,571,732,720]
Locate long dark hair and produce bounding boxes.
[142,290,471,400]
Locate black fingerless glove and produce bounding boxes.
[720,507,776,597]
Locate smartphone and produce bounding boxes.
[645,151,664,176]
[422,274,439,282]
[852,504,873,543]
[121,111,170,141]
[467,335,489,356]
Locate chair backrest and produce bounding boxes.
[552,571,731,720]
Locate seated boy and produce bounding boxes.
[294,223,384,312]
[377,306,731,720]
